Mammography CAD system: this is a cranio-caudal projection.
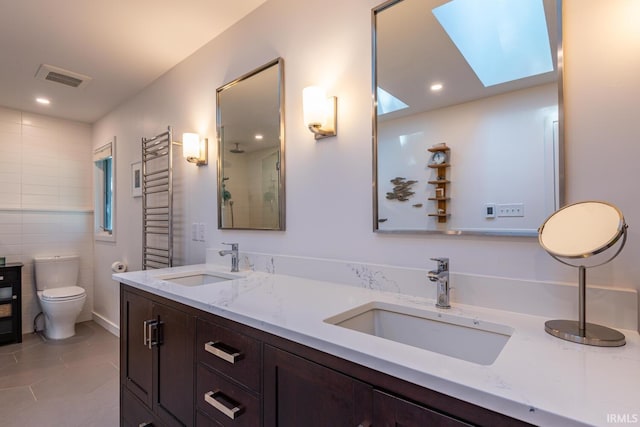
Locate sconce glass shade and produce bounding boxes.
[183,133,200,159]
[303,86,337,140]
[182,132,208,166]
[303,86,327,126]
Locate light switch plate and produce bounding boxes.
[484,203,496,218]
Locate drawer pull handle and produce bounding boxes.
[204,341,242,364]
[143,319,160,349]
[138,423,153,427]
[204,390,243,419]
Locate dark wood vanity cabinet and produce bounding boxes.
[121,287,194,427]
[263,345,373,426]
[0,263,22,345]
[263,345,479,427]
[195,317,262,426]
[120,285,532,427]
[374,390,473,427]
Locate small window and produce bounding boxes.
[94,139,115,241]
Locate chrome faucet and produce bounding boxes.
[219,243,239,272]
[427,257,450,309]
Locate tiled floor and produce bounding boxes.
[0,321,119,427]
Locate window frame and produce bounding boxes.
[94,138,116,242]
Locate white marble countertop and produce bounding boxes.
[114,264,640,427]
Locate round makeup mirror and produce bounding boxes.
[538,201,628,347]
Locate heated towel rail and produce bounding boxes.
[142,126,174,269]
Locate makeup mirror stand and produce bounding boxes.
[539,201,628,347]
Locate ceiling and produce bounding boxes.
[0,0,268,123]
[376,0,558,122]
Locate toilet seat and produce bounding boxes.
[40,286,86,301]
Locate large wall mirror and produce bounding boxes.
[217,58,285,230]
[373,0,563,236]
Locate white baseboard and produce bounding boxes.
[92,311,120,337]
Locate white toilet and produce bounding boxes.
[34,255,86,340]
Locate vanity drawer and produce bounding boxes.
[196,318,261,392]
[196,364,260,427]
[0,269,18,285]
[196,410,218,427]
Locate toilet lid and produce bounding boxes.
[41,286,86,301]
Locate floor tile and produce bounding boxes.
[0,320,119,426]
[0,353,16,370]
[0,385,35,413]
[0,358,66,389]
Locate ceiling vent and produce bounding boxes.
[35,64,92,89]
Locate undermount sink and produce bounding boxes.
[324,301,513,365]
[156,272,239,287]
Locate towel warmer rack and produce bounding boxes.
[142,126,174,269]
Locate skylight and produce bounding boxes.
[377,87,409,115]
[432,0,553,87]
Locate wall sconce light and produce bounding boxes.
[303,86,337,140]
[182,132,208,166]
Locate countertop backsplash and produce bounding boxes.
[207,248,638,331]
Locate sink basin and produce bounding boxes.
[156,272,239,287]
[325,301,512,365]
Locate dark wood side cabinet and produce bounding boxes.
[120,284,533,427]
[121,286,194,427]
[0,263,22,345]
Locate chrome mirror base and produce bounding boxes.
[544,319,625,347]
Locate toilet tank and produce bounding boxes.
[34,255,80,291]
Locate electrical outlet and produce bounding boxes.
[198,223,206,242]
[497,203,525,217]
[191,223,198,241]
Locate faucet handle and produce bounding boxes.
[222,242,238,251]
[430,257,449,270]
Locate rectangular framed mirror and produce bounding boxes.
[217,58,285,230]
[372,0,563,236]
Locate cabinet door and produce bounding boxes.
[374,390,472,427]
[122,387,163,427]
[153,301,195,427]
[122,290,154,407]
[264,345,372,427]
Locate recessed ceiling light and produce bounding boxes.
[430,83,443,91]
[255,134,264,140]
[36,97,50,105]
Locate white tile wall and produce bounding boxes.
[0,106,94,334]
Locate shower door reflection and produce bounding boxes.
[220,143,280,229]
